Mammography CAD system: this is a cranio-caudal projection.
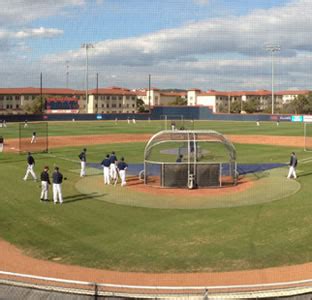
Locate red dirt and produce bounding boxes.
[1,133,311,289]
[1,239,312,287]
[127,176,253,196]
[3,134,305,152]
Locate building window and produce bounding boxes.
[16,104,19,109]
[112,104,116,108]
[131,96,136,100]
[106,104,110,108]
[118,96,122,100]
[132,104,135,108]
[119,104,122,108]
[0,96,3,100]
[112,96,117,100]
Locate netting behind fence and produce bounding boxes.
[19,122,48,153]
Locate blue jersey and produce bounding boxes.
[52,171,63,184]
[101,158,111,167]
[110,155,117,164]
[117,161,128,170]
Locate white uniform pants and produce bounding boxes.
[0,143,3,152]
[31,136,36,144]
[41,181,49,200]
[80,161,86,177]
[287,166,297,179]
[53,183,63,203]
[119,170,126,186]
[24,164,37,180]
[103,166,110,184]
[110,163,117,180]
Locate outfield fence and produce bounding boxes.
[1,270,312,299]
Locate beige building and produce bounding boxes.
[87,87,138,114]
[137,88,187,107]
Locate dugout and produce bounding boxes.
[143,130,237,188]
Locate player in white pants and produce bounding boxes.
[40,166,50,201]
[101,154,111,184]
[31,131,37,144]
[52,167,63,204]
[79,148,87,177]
[23,152,37,181]
[287,152,298,179]
[109,151,118,181]
[117,157,128,186]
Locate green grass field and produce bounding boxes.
[1,120,312,273]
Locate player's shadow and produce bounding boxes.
[63,192,106,204]
[296,171,312,178]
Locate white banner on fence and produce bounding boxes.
[303,115,312,123]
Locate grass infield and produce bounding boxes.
[1,121,312,272]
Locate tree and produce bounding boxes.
[23,96,46,114]
[230,100,241,113]
[291,93,312,114]
[242,98,260,113]
[136,98,146,112]
[169,96,187,106]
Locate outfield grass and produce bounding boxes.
[0,119,307,139]
[1,141,312,272]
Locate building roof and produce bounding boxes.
[0,87,83,95]
[89,87,137,96]
[275,90,310,96]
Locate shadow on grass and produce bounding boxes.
[296,171,312,178]
[63,192,106,204]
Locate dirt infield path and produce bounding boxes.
[1,239,312,286]
[4,134,305,152]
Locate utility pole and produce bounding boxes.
[81,43,94,112]
[265,44,280,114]
[96,72,99,114]
[148,74,151,111]
[66,60,69,89]
[40,72,43,113]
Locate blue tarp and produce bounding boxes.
[88,162,286,176]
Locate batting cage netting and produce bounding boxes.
[143,130,237,188]
[19,122,48,153]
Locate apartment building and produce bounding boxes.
[87,87,138,114]
[0,87,138,114]
[137,88,187,107]
[187,89,285,112]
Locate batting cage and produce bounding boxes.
[160,115,194,131]
[143,130,237,188]
[19,122,48,153]
[304,122,312,152]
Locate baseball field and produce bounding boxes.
[1,119,312,275]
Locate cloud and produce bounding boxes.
[193,0,210,5]
[3,0,312,91]
[15,27,63,39]
[0,0,85,25]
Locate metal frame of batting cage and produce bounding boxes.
[159,114,194,130]
[18,121,49,154]
[304,122,312,152]
[143,130,237,189]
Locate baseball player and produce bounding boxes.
[78,148,87,177]
[23,152,37,181]
[40,166,51,201]
[2,120,6,128]
[24,120,28,128]
[0,120,2,128]
[287,152,298,179]
[127,117,130,124]
[0,136,3,152]
[117,157,128,186]
[109,151,118,181]
[101,154,111,184]
[31,131,37,144]
[52,166,63,204]
[176,154,183,162]
[132,117,136,124]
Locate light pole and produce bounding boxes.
[65,60,69,89]
[265,44,280,114]
[81,43,94,112]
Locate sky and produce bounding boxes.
[1,0,312,91]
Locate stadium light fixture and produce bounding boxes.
[81,43,94,112]
[265,44,280,115]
